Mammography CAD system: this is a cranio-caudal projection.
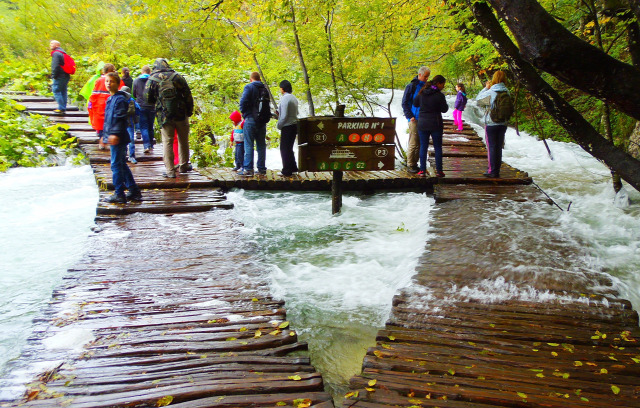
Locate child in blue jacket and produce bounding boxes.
[121,86,141,164]
[104,72,142,203]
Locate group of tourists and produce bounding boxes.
[232,72,299,177]
[51,41,512,204]
[402,66,511,178]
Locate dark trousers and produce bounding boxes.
[110,143,138,196]
[280,124,298,175]
[485,125,507,176]
[234,142,244,169]
[418,129,443,173]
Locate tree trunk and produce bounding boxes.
[487,0,640,121]
[289,1,315,116]
[324,9,340,112]
[469,1,640,192]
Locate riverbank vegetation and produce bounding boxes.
[1,0,639,189]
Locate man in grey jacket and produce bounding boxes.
[276,80,299,177]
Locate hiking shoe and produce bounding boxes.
[408,166,419,174]
[162,172,176,178]
[436,171,446,178]
[232,167,240,172]
[106,193,126,204]
[129,156,138,164]
[483,172,498,178]
[53,109,66,115]
[126,190,142,201]
[237,169,253,176]
[179,163,193,172]
[417,171,427,177]
[143,148,150,153]
[278,172,292,177]
[257,169,267,175]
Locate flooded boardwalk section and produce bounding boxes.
[343,199,640,407]
[1,96,333,407]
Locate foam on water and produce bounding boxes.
[228,189,433,396]
[0,165,97,376]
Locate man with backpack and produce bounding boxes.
[49,40,74,114]
[143,58,194,178]
[238,72,271,176]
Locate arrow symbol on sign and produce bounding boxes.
[378,161,384,169]
[317,122,325,130]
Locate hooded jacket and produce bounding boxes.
[239,80,265,121]
[103,91,131,145]
[454,91,467,111]
[143,59,194,126]
[132,74,154,111]
[87,75,124,131]
[475,82,510,126]
[413,85,449,132]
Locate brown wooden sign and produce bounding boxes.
[298,144,395,171]
[298,117,396,145]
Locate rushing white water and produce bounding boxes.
[0,166,98,376]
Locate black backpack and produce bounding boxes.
[489,91,514,123]
[254,83,271,124]
[121,92,138,127]
[149,72,182,118]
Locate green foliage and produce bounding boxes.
[0,97,81,171]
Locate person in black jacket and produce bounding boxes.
[413,75,448,177]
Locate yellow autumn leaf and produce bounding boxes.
[600,368,608,374]
[279,321,290,329]
[269,329,281,336]
[365,387,375,392]
[252,298,259,302]
[276,402,287,406]
[288,375,302,381]
[517,392,527,400]
[388,335,396,341]
[373,350,384,358]
[157,395,173,407]
[368,379,377,387]
[611,385,621,395]
[254,330,262,338]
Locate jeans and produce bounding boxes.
[280,124,298,175]
[418,129,443,173]
[242,117,267,172]
[110,143,138,196]
[234,142,245,169]
[139,109,156,149]
[127,125,136,158]
[485,125,507,176]
[52,76,69,111]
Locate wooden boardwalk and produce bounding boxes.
[342,202,640,406]
[4,93,639,407]
[1,96,333,407]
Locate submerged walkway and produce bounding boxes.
[3,93,639,407]
[1,95,333,407]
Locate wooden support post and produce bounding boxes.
[332,170,343,214]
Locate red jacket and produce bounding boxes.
[88,76,123,131]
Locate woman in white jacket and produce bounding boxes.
[475,70,510,178]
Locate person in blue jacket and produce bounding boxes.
[121,86,141,164]
[103,72,142,204]
[401,66,430,173]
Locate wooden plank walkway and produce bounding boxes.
[1,95,334,407]
[342,199,640,407]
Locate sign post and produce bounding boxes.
[298,116,396,214]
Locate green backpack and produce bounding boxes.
[149,72,182,117]
[489,91,514,123]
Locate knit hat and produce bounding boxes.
[279,80,292,93]
[229,110,242,123]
